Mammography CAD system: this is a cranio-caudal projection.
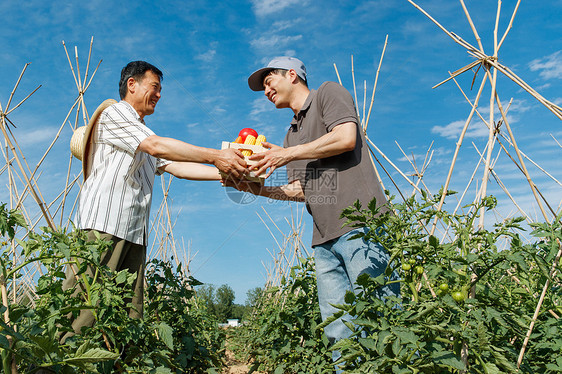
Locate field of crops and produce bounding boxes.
[1,191,560,372]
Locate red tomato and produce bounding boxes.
[238,128,258,143]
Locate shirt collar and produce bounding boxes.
[290,89,316,127]
[120,100,145,124]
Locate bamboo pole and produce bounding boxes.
[459,0,484,53]
[364,35,388,132]
[430,73,488,236]
[5,63,32,112]
[476,6,500,229]
[333,63,342,86]
[0,119,55,229]
[5,85,42,116]
[15,95,80,211]
[362,80,367,128]
[351,56,360,120]
[495,91,549,222]
[62,41,81,92]
[497,0,522,51]
[365,136,423,194]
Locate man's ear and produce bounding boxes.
[127,77,137,95]
[287,69,299,84]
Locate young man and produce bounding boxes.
[241,56,400,369]
[64,60,246,338]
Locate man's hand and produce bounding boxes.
[214,148,247,179]
[223,177,263,196]
[249,141,294,178]
[223,178,305,202]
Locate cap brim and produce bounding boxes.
[248,67,274,91]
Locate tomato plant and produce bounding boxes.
[333,192,562,373]
[0,205,225,373]
[229,257,333,373]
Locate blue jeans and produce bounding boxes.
[314,227,400,372]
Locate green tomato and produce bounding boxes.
[452,291,466,303]
[415,265,424,275]
[402,263,411,271]
[439,283,449,293]
[408,258,417,265]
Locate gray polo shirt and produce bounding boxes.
[284,81,388,246]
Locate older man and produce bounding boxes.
[65,60,246,338]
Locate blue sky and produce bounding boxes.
[1,0,561,303]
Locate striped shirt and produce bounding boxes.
[75,100,170,245]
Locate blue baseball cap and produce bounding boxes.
[248,56,307,91]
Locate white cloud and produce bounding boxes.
[271,20,296,32]
[195,48,217,63]
[397,146,452,165]
[250,34,303,50]
[432,98,526,140]
[529,50,562,80]
[475,99,529,120]
[17,127,58,147]
[251,0,308,18]
[431,119,490,140]
[250,97,271,118]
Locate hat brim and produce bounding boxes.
[248,67,275,91]
[82,99,117,179]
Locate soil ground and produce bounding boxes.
[222,348,252,374]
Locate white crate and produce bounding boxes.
[220,141,266,184]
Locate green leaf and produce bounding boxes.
[0,334,9,348]
[376,330,392,355]
[28,335,58,355]
[358,337,376,350]
[489,345,518,372]
[392,337,401,355]
[344,290,356,304]
[483,363,502,374]
[114,269,128,285]
[392,327,418,345]
[151,367,174,374]
[157,322,174,350]
[432,351,465,371]
[64,348,119,363]
[428,235,439,248]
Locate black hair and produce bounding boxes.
[118,61,163,99]
[266,69,308,88]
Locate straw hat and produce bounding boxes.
[70,99,117,179]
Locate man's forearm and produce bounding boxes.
[139,135,218,163]
[288,121,356,161]
[139,135,246,178]
[250,122,357,177]
[248,181,305,202]
[261,186,304,202]
[160,162,221,180]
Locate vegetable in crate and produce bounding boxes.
[237,128,258,143]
